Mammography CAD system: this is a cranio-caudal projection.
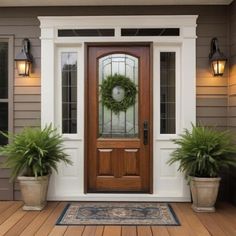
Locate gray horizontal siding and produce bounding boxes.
[14,103,41,111]
[0,156,13,200]
[197,77,228,86]
[0,18,39,26]
[197,87,228,95]
[14,95,41,102]
[0,5,229,17]
[14,86,41,95]
[14,77,40,86]
[197,107,228,117]
[195,9,228,128]
[15,111,41,119]
[197,97,228,107]
[0,179,13,200]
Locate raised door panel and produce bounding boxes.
[98,149,113,176]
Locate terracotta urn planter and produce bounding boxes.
[190,176,221,212]
[17,175,49,211]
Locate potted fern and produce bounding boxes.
[168,124,236,212]
[0,125,72,210]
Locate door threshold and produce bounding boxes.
[47,193,191,202]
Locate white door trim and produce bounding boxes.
[39,15,197,201]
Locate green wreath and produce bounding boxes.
[100,74,137,114]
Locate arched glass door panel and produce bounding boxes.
[98,54,139,138]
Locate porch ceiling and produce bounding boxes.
[0,0,233,7]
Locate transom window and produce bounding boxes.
[57,28,180,37]
[58,29,115,37]
[121,28,179,36]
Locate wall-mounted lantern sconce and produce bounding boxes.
[15,38,33,77]
[209,37,227,77]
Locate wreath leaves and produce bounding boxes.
[100,73,137,114]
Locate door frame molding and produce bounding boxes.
[84,42,153,194]
[39,15,197,200]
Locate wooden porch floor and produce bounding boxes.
[0,202,235,236]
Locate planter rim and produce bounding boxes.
[17,175,50,181]
[190,176,221,181]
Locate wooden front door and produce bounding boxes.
[86,45,151,193]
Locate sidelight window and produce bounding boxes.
[61,52,77,134]
[160,52,176,134]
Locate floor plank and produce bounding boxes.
[0,201,22,225]
[122,226,137,236]
[207,211,236,236]
[216,202,236,226]
[64,226,84,236]
[137,226,152,236]
[48,225,68,236]
[177,203,211,236]
[167,203,196,236]
[151,226,170,236]
[83,226,97,236]
[83,226,104,236]
[0,207,26,235]
[0,201,14,214]
[4,210,40,236]
[19,202,59,236]
[196,212,227,236]
[94,226,104,236]
[103,226,121,236]
[35,202,67,236]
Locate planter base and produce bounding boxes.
[192,204,215,213]
[23,202,46,211]
[18,175,49,211]
[190,176,221,213]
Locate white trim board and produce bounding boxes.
[39,15,198,28]
[39,15,197,201]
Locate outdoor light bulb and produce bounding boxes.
[212,60,226,76]
[18,62,26,74]
[16,60,30,76]
[218,61,226,74]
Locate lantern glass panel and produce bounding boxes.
[16,60,30,76]
[212,60,226,76]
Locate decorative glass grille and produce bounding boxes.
[121,28,179,36]
[99,54,139,138]
[58,29,114,37]
[160,52,176,134]
[61,52,77,134]
[0,42,8,99]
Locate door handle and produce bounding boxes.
[143,120,148,145]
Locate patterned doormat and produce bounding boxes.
[56,202,180,226]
